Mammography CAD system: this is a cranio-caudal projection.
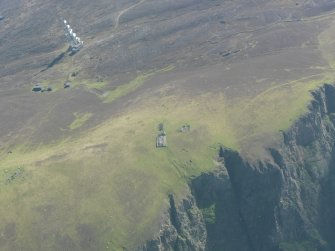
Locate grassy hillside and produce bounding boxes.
[0,70,332,250]
[2,0,335,250]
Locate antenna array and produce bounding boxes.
[63,19,84,52]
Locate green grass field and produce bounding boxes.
[69,113,93,130]
[0,68,333,250]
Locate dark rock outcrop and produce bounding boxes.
[138,194,207,251]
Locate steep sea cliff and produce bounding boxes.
[139,84,335,251]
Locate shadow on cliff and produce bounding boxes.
[191,84,335,251]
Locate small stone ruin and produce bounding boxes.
[179,124,191,133]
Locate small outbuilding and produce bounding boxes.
[32,84,42,92]
[156,123,167,148]
[64,82,71,88]
[156,131,167,148]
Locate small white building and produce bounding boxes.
[156,131,167,148]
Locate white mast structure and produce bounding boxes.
[63,19,84,52]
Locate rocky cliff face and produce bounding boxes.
[140,83,335,251]
[138,194,207,251]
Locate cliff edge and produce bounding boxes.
[140,83,335,251]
